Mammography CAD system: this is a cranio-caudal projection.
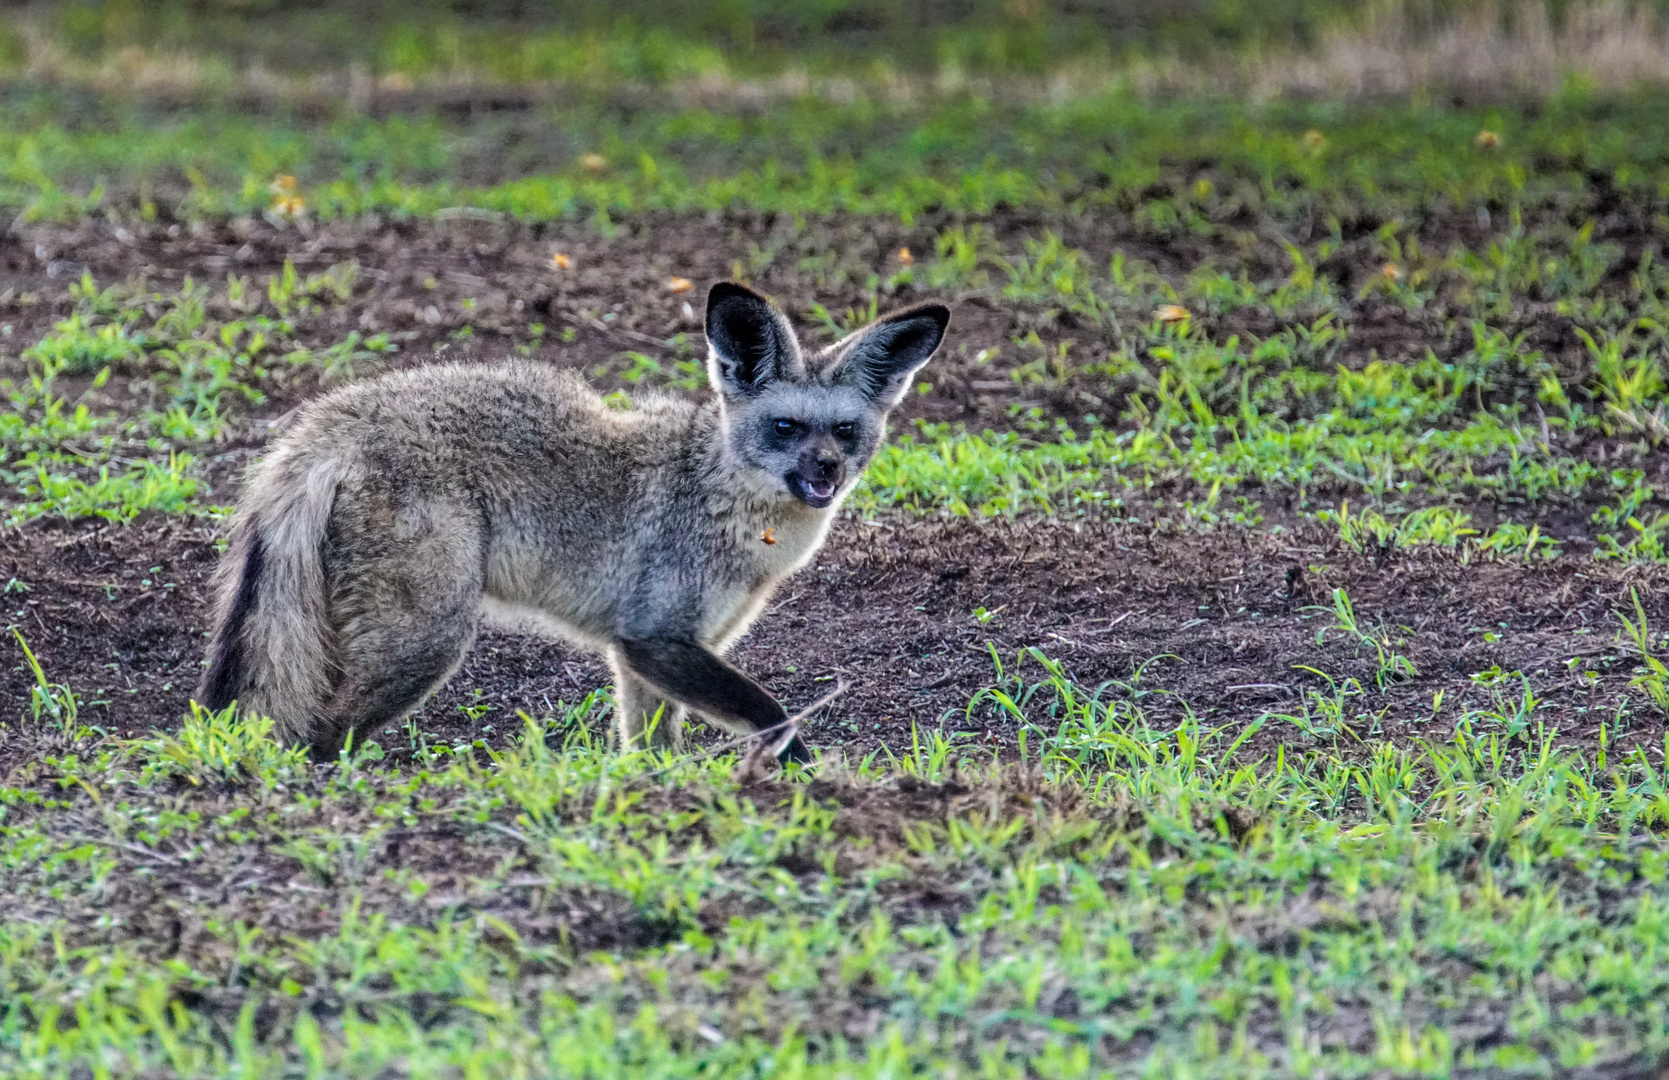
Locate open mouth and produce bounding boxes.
[788,474,839,508]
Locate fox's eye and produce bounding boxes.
[773,419,798,437]
[834,422,857,439]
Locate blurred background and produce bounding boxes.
[4,0,1669,97]
[7,0,1669,223]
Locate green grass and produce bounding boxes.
[5,646,1669,1077]
[0,267,400,526]
[7,87,1669,227]
[848,305,1666,556]
[0,0,1552,85]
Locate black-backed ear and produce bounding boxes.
[706,282,796,397]
[827,303,950,407]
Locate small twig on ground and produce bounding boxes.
[635,679,851,784]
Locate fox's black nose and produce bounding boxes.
[812,451,840,478]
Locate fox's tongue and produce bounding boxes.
[808,480,836,499]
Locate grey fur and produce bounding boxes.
[195,284,949,763]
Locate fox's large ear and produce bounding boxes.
[827,303,950,407]
[706,282,798,397]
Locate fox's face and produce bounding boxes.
[705,283,949,510]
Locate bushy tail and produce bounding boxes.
[196,448,349,745]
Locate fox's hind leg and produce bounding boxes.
[317,613,478,759]
[608,649,687,753]
[313,499,486,759]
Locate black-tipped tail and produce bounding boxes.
[197,533,266,711]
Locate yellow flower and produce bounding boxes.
[271,194,306,217]
[269,174,297,194]
[1475,129,1501,150]
[1302,129,1326,150]
[550,252,572,270]
[1381,262,1402,281]
[896,247,914,265]
[1156,304,1191,324]
[667,277,694,294]
[580,153,607,172]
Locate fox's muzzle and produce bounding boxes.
[787,446,844,508]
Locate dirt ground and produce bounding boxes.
[1,212,1667,774]
[2,510,1664,778]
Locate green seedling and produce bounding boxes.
[1615,588,1669,716]
[1311,587,1418,689]
[12,627,79,731]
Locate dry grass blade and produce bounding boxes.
[628,680,850,784]
[732,679,849,782]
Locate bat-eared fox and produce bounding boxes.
[195,282,949,766]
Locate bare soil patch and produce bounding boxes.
[3,513,1663,778]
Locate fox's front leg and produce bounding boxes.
[615,636,812,765]
[608,649,687,753]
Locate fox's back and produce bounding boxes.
[290,361,692,482]
[270,360,718,642]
